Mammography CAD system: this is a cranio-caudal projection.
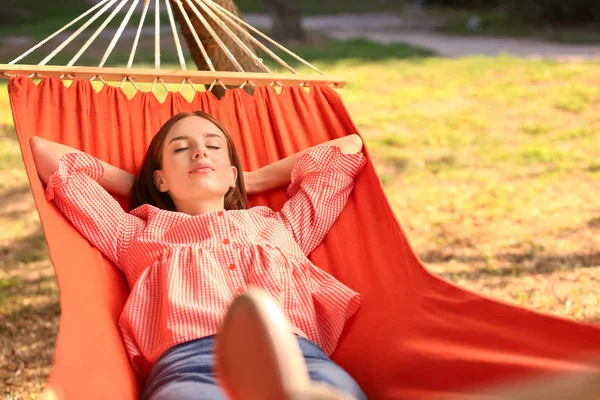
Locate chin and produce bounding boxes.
[184,185,229,200]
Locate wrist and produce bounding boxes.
[244,170,259,195]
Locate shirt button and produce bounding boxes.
[222,238,230,245]
[217,211,224,217]
[228,263,236,270]
[236,287,244,294]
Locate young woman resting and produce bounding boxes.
[31,111,367,400]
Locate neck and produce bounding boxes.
[174,197,225,216]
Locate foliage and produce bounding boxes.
[235,0,407,15]
[426,0,501,9]
[429,0,600,24]
[0,0,89,26]
[509,0,600,24]
[435,7,600,43]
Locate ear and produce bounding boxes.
[229,166,238,189]
[154,170,169,193]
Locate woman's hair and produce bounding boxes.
[130,111,248,211]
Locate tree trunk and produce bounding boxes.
[264,0,305,43]
[171,0,262,98]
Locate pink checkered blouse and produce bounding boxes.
[46,145,366,377]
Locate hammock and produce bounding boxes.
[3,1,600,399]
[9,76,600,399]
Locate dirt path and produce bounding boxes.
[243,13,600,59]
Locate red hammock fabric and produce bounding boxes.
[9,76,600,400]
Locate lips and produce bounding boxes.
[189,163,214,174]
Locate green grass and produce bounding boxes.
[554,86,597,114]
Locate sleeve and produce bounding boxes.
[276,145,367,255]
[45,153,145,267]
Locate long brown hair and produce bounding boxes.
[130,111,248,211]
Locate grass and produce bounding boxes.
[2,34,600,398]
[435,7,600,44]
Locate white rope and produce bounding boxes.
[165,0,187,70]
[155,0,161,70]
[67,0,131,67]
[185,78,198,92]
[208,0,325,75]
[203,0,296,74]
[10,0,112,65]
[186,0,244,72]
[39,0,121,66]
[127,0,152,68]
[90,74,106,84]
[194,0,269,73]
[120,75,139,91]
[158,77,169,92]
[100,0,143,67]
[172,0,215,71]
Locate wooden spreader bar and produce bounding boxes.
[0,64,346,88]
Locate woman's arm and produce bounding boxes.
[30,136,134,197]
[245,134,363,195]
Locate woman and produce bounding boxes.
[31,111,367,400]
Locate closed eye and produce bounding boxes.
[174,147,189,153]
[207,146,220,150]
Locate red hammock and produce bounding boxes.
[9,76,600,399]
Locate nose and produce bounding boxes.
[193,147,207,159]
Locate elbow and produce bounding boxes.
[30,136,46,166]
[30,136,52,162]
[341,134,363,154]
[30,136,53,184]
[30,136,44,154]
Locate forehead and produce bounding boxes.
[166,116,224,140]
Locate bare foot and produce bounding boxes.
[216,289,352,400]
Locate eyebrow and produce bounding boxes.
[168,133,224,144]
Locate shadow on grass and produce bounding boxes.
[0,296,59,364]
[0,184,36,225]
[0,184,30,205]
[0,283,59,392]
[0,274,57,312]
[0,228,48,273]
[422,250,600,281]
[0,123,16,139]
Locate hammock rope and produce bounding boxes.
[0,0,343,89]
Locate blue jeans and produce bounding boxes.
[141,335,367,400]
